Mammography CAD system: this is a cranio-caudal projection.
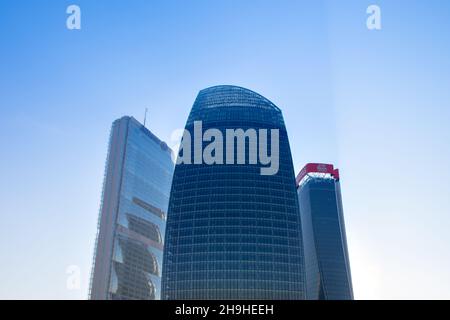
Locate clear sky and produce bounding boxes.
[0,0,449,299]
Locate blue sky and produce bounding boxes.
[0,0,449,299]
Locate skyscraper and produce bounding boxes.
[89,116,174,300]
[162,85,305,299]
[296,163,353,300]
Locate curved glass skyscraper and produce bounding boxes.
[162,86,305,299]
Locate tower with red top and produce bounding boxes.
[297,163,353,300]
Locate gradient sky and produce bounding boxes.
[1,0,449,299]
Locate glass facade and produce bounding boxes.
[89,116,174,300]
[297,171,353,300]
[162,86,305,300]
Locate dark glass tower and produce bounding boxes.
[162,85,305,300]
[90,116,174,300]
[296,163,353,300]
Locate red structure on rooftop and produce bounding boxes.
[296,163,340,187]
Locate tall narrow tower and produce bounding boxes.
[90,116,174,300]
[296,163,353,300]
[162,86,305,299]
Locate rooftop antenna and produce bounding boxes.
[143,107,148,127]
